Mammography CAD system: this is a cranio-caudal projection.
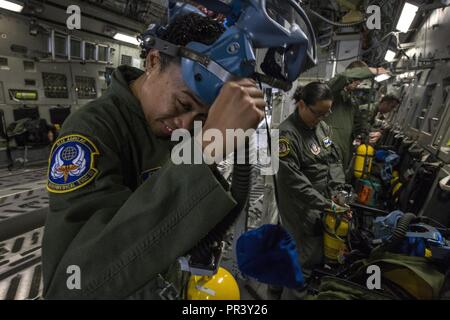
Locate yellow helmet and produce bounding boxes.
[186,267,240,300]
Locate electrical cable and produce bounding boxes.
[259,84,281,226]
[319,31,399,63]
[304,7,365,27]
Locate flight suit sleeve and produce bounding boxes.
[42,126,236,299]
[320,123,346,191]
[328,148,347,191]
[328,67,374,96]
[276,132,333,215]
[342,67,374,80]
[328,73,349,97]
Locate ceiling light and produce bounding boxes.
[396,2,419,33]
[384,50,396,62]
[0,0,23,13]
[113,33,139,46]
[375,74,391,82]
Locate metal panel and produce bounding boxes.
[419,165,450,226]
[335,32,361,74]
[0,11,141,129]
[0,82,4,104]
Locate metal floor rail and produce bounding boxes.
[0,167,47,300]
[0,227,43,300]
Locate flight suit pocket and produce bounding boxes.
[329,162,346,184]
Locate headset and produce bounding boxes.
[139,0,317,105]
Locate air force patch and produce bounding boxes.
[323,137,333,148]
[279,137,291,158]
[310,142,321,156]
[47,134,99,193]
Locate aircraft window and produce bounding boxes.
[54,34,67,58]
[70,38,82,59]
[85,42,97,61]
[98,46,108,62]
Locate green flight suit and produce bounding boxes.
[276,110,346,275]
[42,65,236,299]
[325,67,374,169]
[359,101,379,131]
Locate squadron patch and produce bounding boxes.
[310,142,321,156]
[323,137,333,148]
[279,137,291,158]
[47,134,99,193]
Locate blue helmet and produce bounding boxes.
[139,0,317,105]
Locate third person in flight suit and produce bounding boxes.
[367,94,401,144]
[325,61,388,170]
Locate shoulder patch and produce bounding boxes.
[309,142,321,156]
[47,134,100,193]
[323,137,333,148]
[279,137,291,158]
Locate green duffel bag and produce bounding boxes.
[311,250,448,300]
[310,276,396,300]
[348,251,446,300]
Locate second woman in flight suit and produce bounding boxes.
[276,82,349,298]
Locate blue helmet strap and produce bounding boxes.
[142,34,234,85]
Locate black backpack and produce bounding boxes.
[7,118,50,147]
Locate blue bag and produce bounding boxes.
[236,224,304,288]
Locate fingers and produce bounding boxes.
[234,78,257,87]
[219,79,266,125]
[242,86,264,99]
[234,79,266,115]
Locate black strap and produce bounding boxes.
[258,82,281,225]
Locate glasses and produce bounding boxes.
[307,105,332,119]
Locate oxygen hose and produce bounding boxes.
[304,7,365,27]
[385,212,416,251]
[189,148,251,265]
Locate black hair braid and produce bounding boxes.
[161,13,225,46]
[292,81,332,105]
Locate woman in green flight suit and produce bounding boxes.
[276,82,350,299]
